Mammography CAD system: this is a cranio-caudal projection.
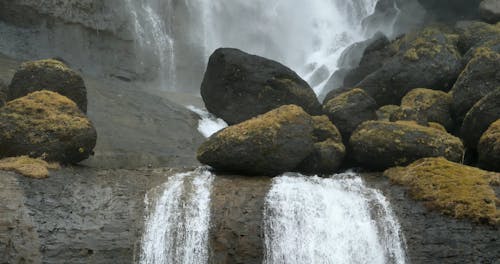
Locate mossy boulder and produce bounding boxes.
[456,21,500,53]
[0,79,6,108]
[461,88,500,150]
[197,105,315,175]
[356,26,462,105]
[350,120,464,170]
[8,59,87,112]
[296,116,345,174]
[478,119,500,171]
[480,0,500,23]
[400,88,454,130]
[390,107,429,126]
[451,46,500,124]
[384,157,499,225]
[376,105,401,121]
[200,48,321,125]
[323,88,377,142]
[0,91,97,163]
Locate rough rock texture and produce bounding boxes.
[456,21,500,53]
[297,116,345,174]
[418,0,482,22]
[200,48,321,125]
[323,88,377,142]
[480,0,500,23]
[461,88,500,150]
[350,121,464,170]
[451,46,500,124]
[385,157,499,225]
[390,107,429,126]
[0,156,59,179]
[376,105,401,121]
[401,88,454,130]
[197,105,315,175]
[8,59,88,112]
[478,119,500,171]
[357,26,462,105]
[0,79,6,107]
[0,91,97,163]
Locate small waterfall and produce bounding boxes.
[139,168,214,264]
[263,172,406,264]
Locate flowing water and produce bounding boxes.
[264,172,406,264]
[139,168,215,264]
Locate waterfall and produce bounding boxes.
[139,168,214,264]
[263,172,406,264]
[125,0,387,95]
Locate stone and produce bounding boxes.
[401,88,454,130]
[0,91,97,163]
[0,156,59,179]
[197,105,315,175]
[200,48,321,125]
[478,119,500,171]
[376,105,401,121]
[480,0,500,23]
[456,21,500,53]
[350,121,464,170]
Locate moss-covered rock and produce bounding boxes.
[197,105,315,175]
[0,79,6,108]
[451,46,500,124]
[8,59,87,112]
[296,116,345,174]
[384,157,499,225]
[390,107,429,126]
[323,88,377,142]
[456,21,500,53]
[0,156,59,179]
[0,91,97,163]
[357,25,462,105]
[400,88,453,130]
[461,88,500,150]
[478,119,500,171]
[480,0,500,23]
[376,105,401,121]
[200,48,321,125]
[350,120,464,170]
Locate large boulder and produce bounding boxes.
[451,46,500,124]
[0,91,97,163]
[323,88,377,142]
[478,119,500,171]
[356,26,462,105]
[350,121,464,170]
[197,105,315,175]
[0,79,6,107]
[456,21,500,53]
[401,88,454,130]
[384,157,499,225]
[296,116,345,174]
[200,48,321,125]
[376,105,401,121]
[8,59,87,112]
[480,0,500,23]
[461,88,500,149]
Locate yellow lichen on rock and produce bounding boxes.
[0,156,60,179]
[385,157,499,225]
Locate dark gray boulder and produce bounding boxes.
[456,20,500,53]
[480,0,500,23]
[478,119,500,171]
[400,88,454,130]
[201,48,321,125]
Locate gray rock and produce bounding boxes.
[480,0,500,23]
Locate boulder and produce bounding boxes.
[390,107,429,126]
[456,21,500,53]
[356,26,462,105]
[350,121,464,170]
[461,88,500,149]
[8,59,87,112]
[0,79,6,107]
[480,0,500,23]
[451,46,500,124]
[197,105,315,175]
[297,116,345,174]
[478,119,500,171]
[323,88,377,142]
[384,157,499,225]
[200,48,321,125]
[376,105,401,121]
[0,91,97,163]
[401,88,454,130]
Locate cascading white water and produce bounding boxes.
[139,168,214,264]
[264,172,406,264]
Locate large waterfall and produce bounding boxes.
[139,168,215,264]
[126,0,391,95]
[263,172,407,264]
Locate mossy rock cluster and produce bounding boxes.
[8,59,87,112]
[376,105,400,121]
[478,119,500,171]
[350,120,464,170]
[0,90,97,163]
[384,157,499,225]
[400,88,454,130]
[200,48,321,125]
[456,21,500,53]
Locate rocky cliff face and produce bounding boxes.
[1,168,498,263]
